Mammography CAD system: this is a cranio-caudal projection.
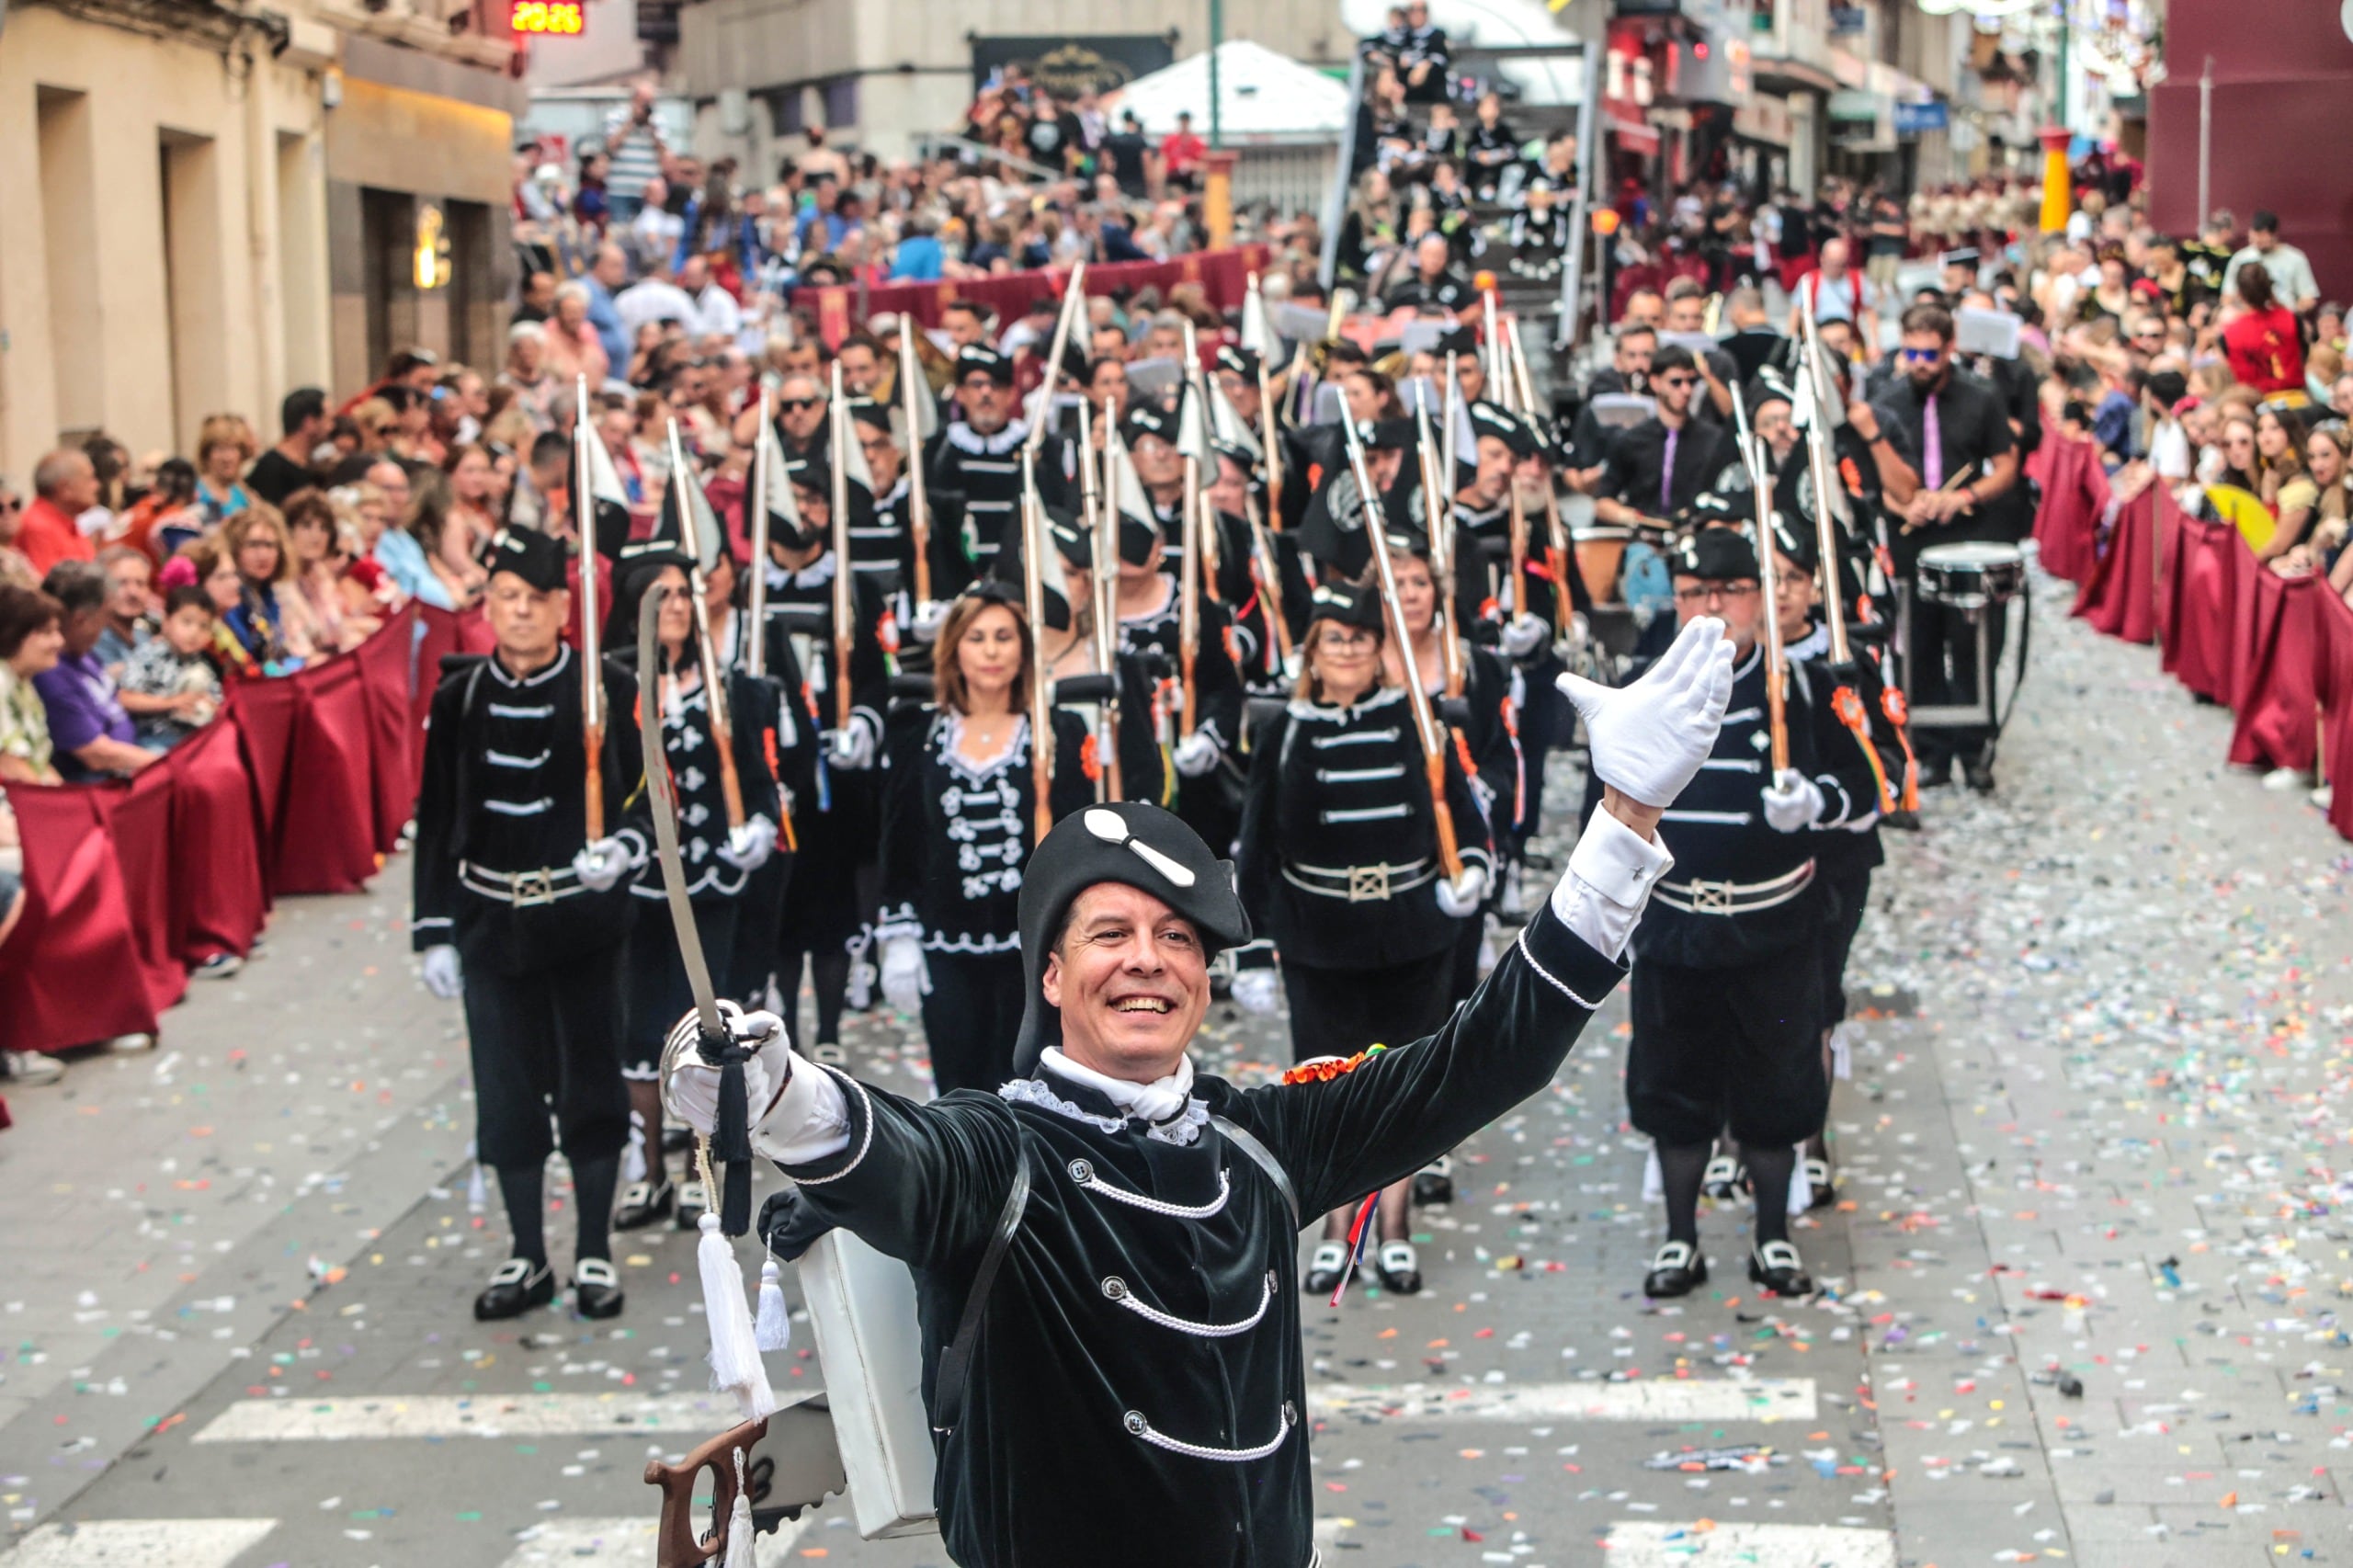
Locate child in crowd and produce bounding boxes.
[119,585,224,753]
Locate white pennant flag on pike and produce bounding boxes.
[579,423,635,561]
[833,399,878,499]
[756,416,807,540]
[1206,375,1260,460]
[1174,379,1215,467]
[1106,425,1154,528]
[1241,274,1273,357]
[665,446,728,574]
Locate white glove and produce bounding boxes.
[1499,613,1550,659]
[421,944,462,999]
[880,934,931,1014]
[1761,768,1825,834]
[1231,967,1280,1016]
[571,835,634,892]
[1563,611,1590,655]
[826,722,875,770]
[718,815,777,872]
[1172,730,1221,778]
[1434,864,1488,917]
[1555,616,1734,808]
[911,599,951,644]
[661,1001,792,1136]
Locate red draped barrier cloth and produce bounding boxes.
[2227,570,2321,773]
[2073,489,2160,644]
[794,245,1272,348]
[2318,591,2353,841]
[0,613,427,1055]
[2031,438,2108,585]
[2163,517,2240,704]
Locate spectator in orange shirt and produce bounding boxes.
[17,450,100,578]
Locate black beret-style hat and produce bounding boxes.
[483,527,569,593]
[1011,801,1252,1072]
[955,345,1016,385]
[1672,526,1760,582]
[1304,578,1387,633]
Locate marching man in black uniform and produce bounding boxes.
[413,528,646,1321]
[1588,527,1879,1301]
[663,611,1734,1568]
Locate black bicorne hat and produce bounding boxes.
[483,527,568,593]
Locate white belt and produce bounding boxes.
[460,859,587,907]
[1653,859,1815,916]
[1281,857,1437,903]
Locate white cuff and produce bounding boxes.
[751,1051,854,1165]
[1550,807,1675,961]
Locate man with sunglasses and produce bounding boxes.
[1591,346,1730,538]
[1868,301,2019,793]
[926,346,1040,591]
[771,372,829,463]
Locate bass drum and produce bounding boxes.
[1915,540,2026,610]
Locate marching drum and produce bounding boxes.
[1570,523,1631,606]
[1915,541,2026,611]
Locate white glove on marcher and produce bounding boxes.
[1172,730,1221,778]
[421,944,462,999]
[880,935,932,1014]
[718,815,777,872]
[912,599,951,644]
[1434,864,1488,917]
[661,1001,792,1136]
[826,722,875,771]
[1555,616,1734,808]
[1563,610,1590,655]
[1499,613,1550,659]
[1761,768,1825,834]
[1231,967,1281,1016]
[572,835,634,892]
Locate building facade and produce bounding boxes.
[0,0,518,481]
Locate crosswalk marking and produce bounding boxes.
[1310,1378,1817,1425]
[0,1518,278,1568]
[192,1392,745,1443]
[494,1515,804,1566]
[1602,1521,1896,1567]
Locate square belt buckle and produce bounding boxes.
[1347,865,1392,903]
[1688,879,1734,915]
[511,868,557,907]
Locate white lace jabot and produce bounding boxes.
[1038,1047,1195,1125]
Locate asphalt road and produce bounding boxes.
[7,567,2353,1567]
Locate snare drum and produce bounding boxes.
[1915,541,2026,610]
[1571,524,1631,606]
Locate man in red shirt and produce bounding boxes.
[1159,111,1205,192]
[18,449,99,577]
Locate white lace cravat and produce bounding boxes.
[1039,1047,1195,1124]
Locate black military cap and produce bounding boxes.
[1430,324,1479,358]
[1769,511,1818,575]
[1304,579,1387,633]
[1467,402,1540,458]
[1672,526,1760,582]
[1119,513,1161,568]
[1122,402,1177,447]
[483,527,569,593]
[1011,801,1252,1072]
[847,398,895,435]
[955,345,1015,385]
[1362,417,1417,451]
[1214,344,1261,379]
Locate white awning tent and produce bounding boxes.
[1102,40,1352,144]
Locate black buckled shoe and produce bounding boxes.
[1700,1153,1743,1203]
[1375,1241,1423,1296]
[1412,1155,1456,1207]
[675,1180,710,1231]
[1802,1157,1836,1211]
[574,1257,625,1320]
[1747,1240,1814,1298]
[473,1257,555,1321]
[1303,1241,1349,1296]
[613,1178,675,1232]
[1643,1240,1708,1298]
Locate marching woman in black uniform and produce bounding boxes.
[875,586,1097,1095]
[412,528,644,1321]
[759,460,895,1060]
[1577,527,1878,1300]
[1233,581,1494,1296]
[605,545,781,1232]
[1026,514,1168,807]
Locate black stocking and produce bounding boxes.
[571,1154,620,1264]
[1745,1143,1796,1248]
[1656,1142,1710,1246]
[496,1163,547,1266]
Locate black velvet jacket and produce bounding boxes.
[781,902,1625,1568]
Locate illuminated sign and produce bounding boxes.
[510,0,584,35]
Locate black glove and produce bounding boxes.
[757,1186,837,1262]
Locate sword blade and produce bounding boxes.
[639,586,726,1042]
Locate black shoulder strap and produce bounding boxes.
[1211,1114,1300,1231]
[931,1147,1030,1435]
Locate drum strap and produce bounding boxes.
[932,1151,1032,1436]
[1995,576,2033,741]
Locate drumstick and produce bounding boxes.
[1903,461,1980,534]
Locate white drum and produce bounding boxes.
[1915,540,2026,610]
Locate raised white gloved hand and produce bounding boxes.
[1231,967,1280,1016]
[911,599,951,644]
[661,1000,792,1136]
[572,835,635,892]
[1171,731,1221,778]
[880,934,931,1014]
[1554,616,1734,808]
[1434,864,1488,917]
[827,722,875,771]
[1761,768,1825,834]
[421,944,462,999]
[718,815,778,872]
[1499,612,1551,660]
